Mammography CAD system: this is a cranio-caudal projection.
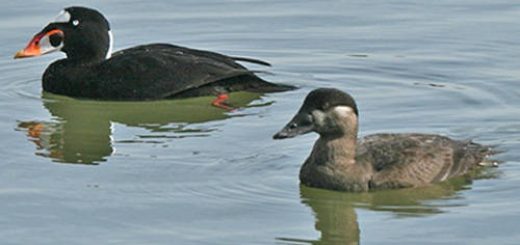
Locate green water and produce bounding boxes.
[1,0,519,244]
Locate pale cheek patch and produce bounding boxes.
[333,106,355,118]
[311,110,326,127]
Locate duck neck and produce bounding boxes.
[65,49,107,63]
[62,30,111,63]
[315,129,358,167]
[300,127,365,191]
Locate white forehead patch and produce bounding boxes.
[53,10,71,23]
[333,106,355,117]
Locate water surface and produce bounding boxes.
[1,0,519,244]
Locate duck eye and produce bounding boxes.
[49,34,63,47]
[289,123,298,129]
[72,19,80,26]
[302,114,313,125]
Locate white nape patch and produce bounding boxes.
[106,30,114,59]
[53,10,71,23]
[109,122,116,155]
[333,106,355,117]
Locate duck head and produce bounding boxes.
[273,88,359,139]
[14,6,113,61]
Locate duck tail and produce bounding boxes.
[464,141,501,167]
[245,79,298,93]
[231,56,271,67]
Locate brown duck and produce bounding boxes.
[273,88,497,192]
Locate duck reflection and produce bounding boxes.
[279,178,477,245]
[17,91,267,164]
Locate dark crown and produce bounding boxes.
[301,88,358,116]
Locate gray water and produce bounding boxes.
[1,0,519,244]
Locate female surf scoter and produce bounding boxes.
[14,6,294,108]
[273,88,497,192]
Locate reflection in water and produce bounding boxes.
[17,92,265,164]
[278,178,477,245]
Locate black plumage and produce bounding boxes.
[17,6,295,100]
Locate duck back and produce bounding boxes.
[359,133,491,190]
[43,44,294,100]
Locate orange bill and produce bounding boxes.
[14,29,64,59]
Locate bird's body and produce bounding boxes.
[16,7,294,102]
[42,43,290,100]
[274,88,496,192]
[300,133,491,192]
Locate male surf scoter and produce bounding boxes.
[14,6,294,108]
[273,88,497,192]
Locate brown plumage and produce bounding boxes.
[274,88,495,192]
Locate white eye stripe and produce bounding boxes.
[53,10,71,23]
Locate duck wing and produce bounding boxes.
[93,43,265,99]
[357,133,491,189]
